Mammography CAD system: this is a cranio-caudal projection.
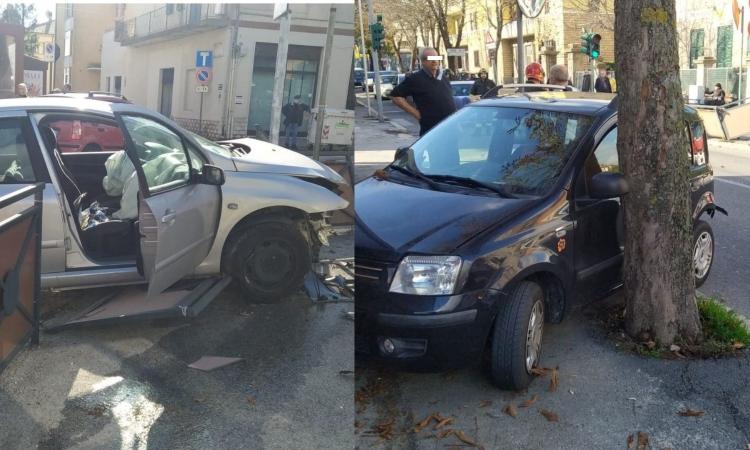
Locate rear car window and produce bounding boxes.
[404,106,594,195]
[688,121,706,167]
[0,118,36,183]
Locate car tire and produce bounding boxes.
[227,220,311,303]
[489,281,545,390]
[693,220,714,288]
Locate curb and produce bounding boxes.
[355,97,411,135]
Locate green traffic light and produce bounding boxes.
[591,49,599,58]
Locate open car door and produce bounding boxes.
[117,113,221,297]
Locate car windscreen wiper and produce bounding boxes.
[387,164,443,191]
[426,174,516,198]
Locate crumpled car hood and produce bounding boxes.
[223,137,345,184]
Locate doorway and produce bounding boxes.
[247,43,322,139]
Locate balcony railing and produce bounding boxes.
[115,4,228,45]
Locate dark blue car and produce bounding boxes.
[355,91,724,389]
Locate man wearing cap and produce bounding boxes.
[281,94,310,150]
[470,68,496,96]
[390,47,456,136]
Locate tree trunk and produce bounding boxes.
[615,0,702,344]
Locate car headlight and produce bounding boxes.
[389,256,462,295]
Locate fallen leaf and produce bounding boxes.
[455,430,484,449]
[627,434,635,449]
[434,417,454,430]
[503,403,518,418]
[414,413,438,433]
[246,396,256,405]
[637,431,649,450]
[519,395,538,408]
[539,408,559,422]
[549,367,559,392]
[646,340,657,349]
[478,400,492,408]
[677,408,705,417]
[531,367,552,376]
[437,429,454,439]
[372,418,396,440]
[732,341,745,350]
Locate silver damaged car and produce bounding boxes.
[0,97,349,302]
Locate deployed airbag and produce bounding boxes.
[102,150,135,196]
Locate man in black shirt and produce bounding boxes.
[281,95,310,150]
[390,47,456,136]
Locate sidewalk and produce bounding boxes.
[354,99,416,181]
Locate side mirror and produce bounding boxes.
[590,172,628,199]
[394,146,408,162]
[200,164,225,186]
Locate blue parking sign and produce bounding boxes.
[196,51,213,68]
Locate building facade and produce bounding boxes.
[54,3,117,91]
[100,3,354,140]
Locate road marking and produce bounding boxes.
[715,177,750,190]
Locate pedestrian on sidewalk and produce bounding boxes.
[281,94,310,150]
[548,64,573,89]
[705,83,725,106]
[15,83,27,97]
[390,47,456,136]
[594,68,612,93]
[470,68,496,96]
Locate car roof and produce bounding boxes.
[473,91,616,115]
[451,80,474,84]
[0,96,163,118]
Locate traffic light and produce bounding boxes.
[579,31,602,59]
[370,15,385,50]
[580,32,592,57]
[590,33,601,59]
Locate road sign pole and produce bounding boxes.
[516,6,524,83]
[270,5,291,145]
[313,6,336,161]
[357,0,372,116]
[367,0,384,122]
[199,92,204,134]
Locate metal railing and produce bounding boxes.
[115,4,228,44]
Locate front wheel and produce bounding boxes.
[226,220,311,303]
[693,220,714,288]
[489,281,545,390]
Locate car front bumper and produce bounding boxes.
[355,281,501,369]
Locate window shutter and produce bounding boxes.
[716,25,733,68]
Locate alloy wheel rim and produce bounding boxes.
[693,231,713,279]
[525,300,544,373]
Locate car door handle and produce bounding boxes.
[162,210,176,224]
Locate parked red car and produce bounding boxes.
[48,119,125,153]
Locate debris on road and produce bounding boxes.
[503,403,518,418]
[188,356,244,371]
[519,395,538,408]
[435,429,484,450]
[549,366,559,392]
[677,408,705,417]
[478,400,492,408]
[539,408,559,422]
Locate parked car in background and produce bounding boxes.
[450,80,474,96]
[354,68,365,87]
[355,90,725,390]
[367,71,399,99]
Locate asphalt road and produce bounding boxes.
[0,234,355,450]
[356,91,420,136]
[698,141,750,319]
